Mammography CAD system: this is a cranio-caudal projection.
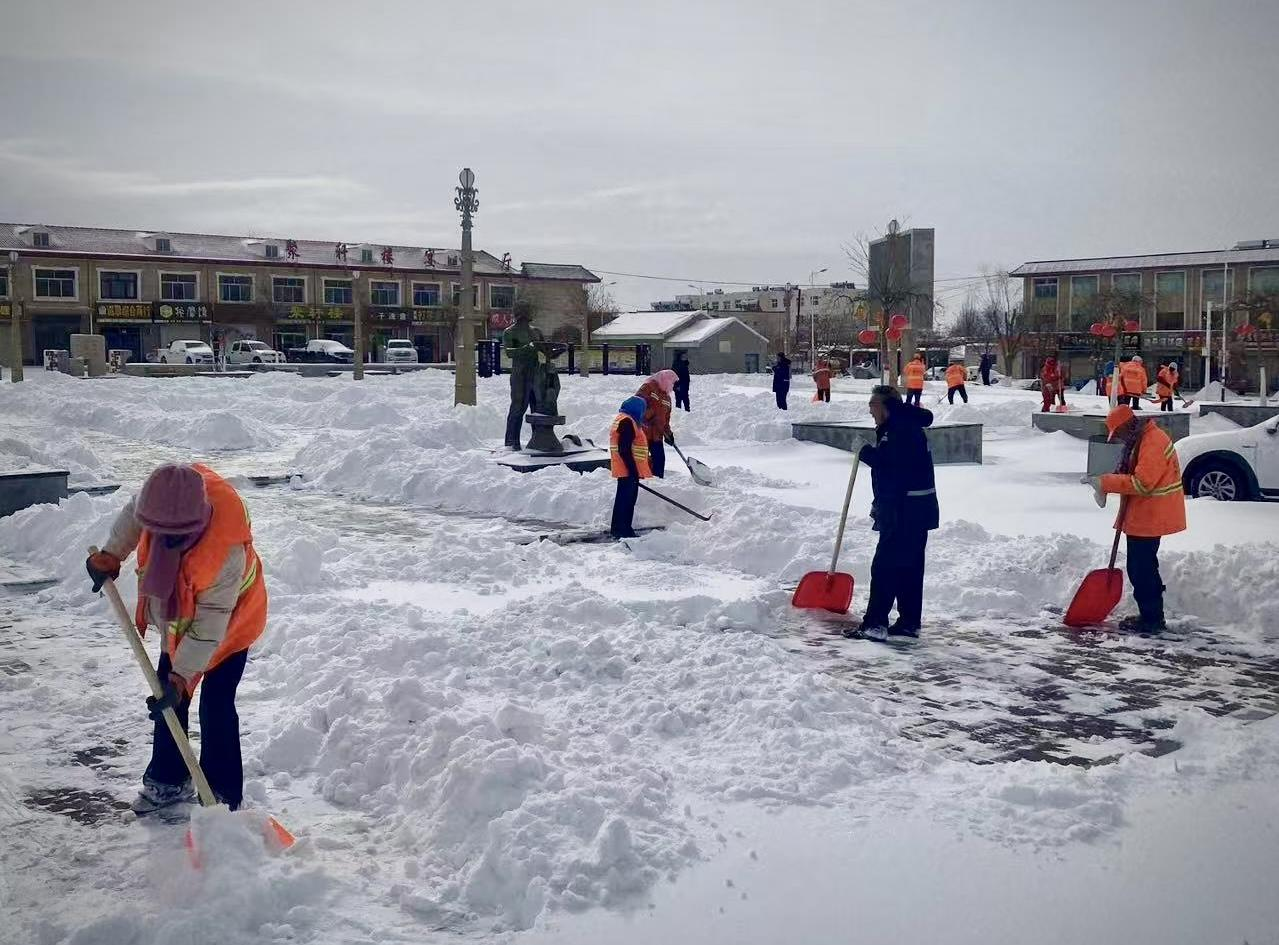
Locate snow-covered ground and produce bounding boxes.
[1,369,1278,945]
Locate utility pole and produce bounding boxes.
[8,251,22,383]
[808,267,827,355]
[1204,300,1213,388]
[454,168,479,406]
[351,270,364,380]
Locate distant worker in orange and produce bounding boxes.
[944,361,968,404]
[903,352,926,407]
[1156,361,1180,412]
[85,463,268,815]
[812,358,833,403]
[634,370,677,478]
[1039,356,1061,413]
[1091,405,1186,633]
[1119,355,1149,409]
[609,396,653,539]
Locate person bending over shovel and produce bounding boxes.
[635,369,678,478]
[843,385,939,642]
[1090,405,1185,633]
[85,463,268,814]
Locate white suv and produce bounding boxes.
[384,339,419,364]
[227,340,286,364]
[1175,415,1279,501]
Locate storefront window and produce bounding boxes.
[1200,269,1235,315]
[1154,272,1186,330]
[1249,266,1279,296]
[1112,272,1142,295]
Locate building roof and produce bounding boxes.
[1010,246,1279,277]
[0,222,597,281]
[593,310,703,339]
[667,316,768,346]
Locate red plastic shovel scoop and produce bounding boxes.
[1063,499,1128,628]
[792,455,860,614]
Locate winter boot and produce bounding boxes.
[1119,614,1166,635]
[130,778,195,815]
[887,620,920,639]
[845,622,888,642]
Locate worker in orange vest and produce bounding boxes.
[944,361,968,404]
[1039,356,1061,413]
[1092,406,1186,633]
[903,353,926,407]
[635,369,677,477]
[85,463,268,814]
[609,396,653,538]
[812,358,833,403]
[1156,361,1180,412]
[1119,355,1149,409]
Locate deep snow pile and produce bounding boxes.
[2,369,1278,941]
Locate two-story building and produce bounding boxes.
[1010,240,1279,389]
[0,223,598,365]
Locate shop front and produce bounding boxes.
[94,302,155,362]
[274,304,352,352]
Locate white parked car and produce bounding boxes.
[226,340,286,365]
[1175,415,1279,501]
[159,340,214,364]
[383,339,419,364]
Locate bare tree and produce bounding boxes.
[971,270,1028,375]
[844,219,933,382]
[946,298,996,343]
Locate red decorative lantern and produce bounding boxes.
[1089,323,1103,336]
[857,329,878,345]
[886,326,903,342]
[889,314,909,330]
[1100,324,1117,338]
[1124,319,1140,332]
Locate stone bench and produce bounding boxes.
[1032,410,1191,442]
[791,421,983,464]
[1197,403,1279,427]
[0,469,69,518]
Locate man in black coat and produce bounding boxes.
[843,385,940,641]
[772,352,791,409]
[979,351,993,386]
[672,351,691,412]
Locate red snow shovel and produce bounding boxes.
[93,554,295,855]
[1063,499,1129,628]
[792,454,860,614]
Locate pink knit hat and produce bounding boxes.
[136,464,211,535]
[653,369,678,393]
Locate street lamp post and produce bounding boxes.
[808,267,827,354]
[351,269,364,380]
[8,251,21,383]
[454,167,480,406]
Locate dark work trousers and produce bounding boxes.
[947,384,968,404]
[863,529,929,629]
[505,370,535,448]
[674,384,690,412]
[775,384,789,410]
[1123,394,1143,409]
[611,476,640,538]
[905,388,922,407]
[1126,536,1164,623]
[649,440,666,479]
[816,388,831,403]
[1041,392,1055,412]
[980,369,991,386]
[1160,397,1174,412]
[146,648,248,809]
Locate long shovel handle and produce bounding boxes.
[637,482,712,521]
[828,454,861,574]
[92,551,218,808]
[1107,499,1127,570]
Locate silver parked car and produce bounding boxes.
[384,339,419,364]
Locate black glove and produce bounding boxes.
[858,444,874,465]
[86,551,121,593]
[665,432,675,446]
[146,680,186,722]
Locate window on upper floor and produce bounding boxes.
[265,244,280,259]
[34,268,77,299]
[1155,271,1186,330]
[218,274,253,303]
[0,271,7,298]
[489,285,515,310]
[360,248,374,264]
[1250,266,1279,296]
[451,283,479,307]
[273,276,306,304]
[370,281,399,306]
[155,237,172,253]
[99,271,139,300]
[1032,277,1058,300]
[1069,275,1098,329]
[324,279,353,305]
[32,231,50,248]
[161,273,197,301]
[413,282,441,307]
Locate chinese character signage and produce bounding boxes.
[0,303,9,320]
[489,312,515,330]
[286,305,347,322]
[96,302,154,323]
[369,308,415,324]
[154,303,211,323]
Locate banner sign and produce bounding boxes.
[154,303,211,323]
[284,305,348,322]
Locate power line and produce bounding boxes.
[588,266,1007,290]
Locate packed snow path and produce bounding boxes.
[3,369,1279,944]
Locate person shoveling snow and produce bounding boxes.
[85,463,268,815]
[609,396,652,539]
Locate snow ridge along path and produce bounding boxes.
[2,368,1278,944]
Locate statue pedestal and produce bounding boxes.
[525,413,566,454]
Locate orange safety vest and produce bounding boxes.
[1156,367,1178,400]
[1120,361,1148,396]
[812,363,832,390]
[945,364,966,388]
[135,464,268,676]
[636,379,673,442]
[1100,422,1186,538]
[609,414,653,479]
[904,360,925,391]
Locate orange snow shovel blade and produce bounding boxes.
[792,571,855,614]
[1063,567,1124,627]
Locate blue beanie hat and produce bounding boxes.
[620,396,646,424]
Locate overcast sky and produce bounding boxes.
[3,0,1277,318]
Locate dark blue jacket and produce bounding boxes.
[772,356,791,390]
[858,402,939,534]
